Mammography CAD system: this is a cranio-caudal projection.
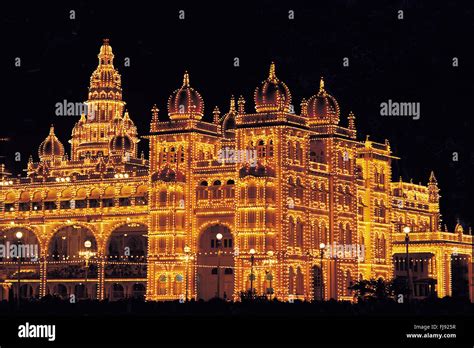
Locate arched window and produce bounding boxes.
[321,223,328,245]
[345,223,352,245]
[267,140,274,157]
[289,217,295,247]
[313,222,320,246]
[288,141,294,159]
[179,146,185,162]
[289,267,295,295]
[345,271,353,296]
[296,267,304,295]
[295,178,303,199]
[338,222,344,244]
[159,190,167,206]
[288,177,295,198]
[295,142,302,163]
[344,186,351,206]
[257,140,266,158]
[296,218,304,247]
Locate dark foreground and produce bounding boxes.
[0,297,472,347]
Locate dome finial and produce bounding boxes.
[319,77,325,93]
[269,62,277,81]
[183,71,190,87]
[49,124,55,135]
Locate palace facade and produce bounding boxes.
[0,40,472,302]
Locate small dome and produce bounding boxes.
[38,126,65,159]
[109,133,132,153]
[167,72,204,120]
[254,62,292,113]
[306,77,340,124]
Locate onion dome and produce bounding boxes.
[167,72,204,120]
[38,125,65,160]
[254,62,292,113]
[306,77,340,125]
[109,127,133,154]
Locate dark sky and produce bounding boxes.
[0,1,472,230]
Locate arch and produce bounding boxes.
[0,227,41,261]
[52,283,68,299]
[4,191,16,203]
[19,191,30,202]
[312,265,324,301]
[196,223,234,301]
[296,266,304,295]
[47,225,97,261]
[132,283,146,300]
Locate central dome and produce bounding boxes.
[167,72,204,120]
[254,62,292,113]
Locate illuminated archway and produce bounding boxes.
[196,224,234,301]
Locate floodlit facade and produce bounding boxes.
[0,40,472,302]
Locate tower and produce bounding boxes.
[70,39,138,160]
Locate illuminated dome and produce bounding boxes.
[306,77,340,125]
[38,126,65,159]
[254,62,292,113]
[109,133,132,153]
[167,72,204,120]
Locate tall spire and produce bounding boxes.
[429,170,437,184]
[183,71,190,87]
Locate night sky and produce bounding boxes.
[0,1,472,230]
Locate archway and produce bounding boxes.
[47,225,97,298]
[104,223,147,300]
[312,265,324,301]
[197,224,234,301]
[0,227,41,301]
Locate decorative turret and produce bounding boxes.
[238,95,245,114]
[213,106,221,124]
[428,171,440,203]
[348,111,356,130]
[150,104,160,132]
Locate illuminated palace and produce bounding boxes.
[0,40,472,302]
